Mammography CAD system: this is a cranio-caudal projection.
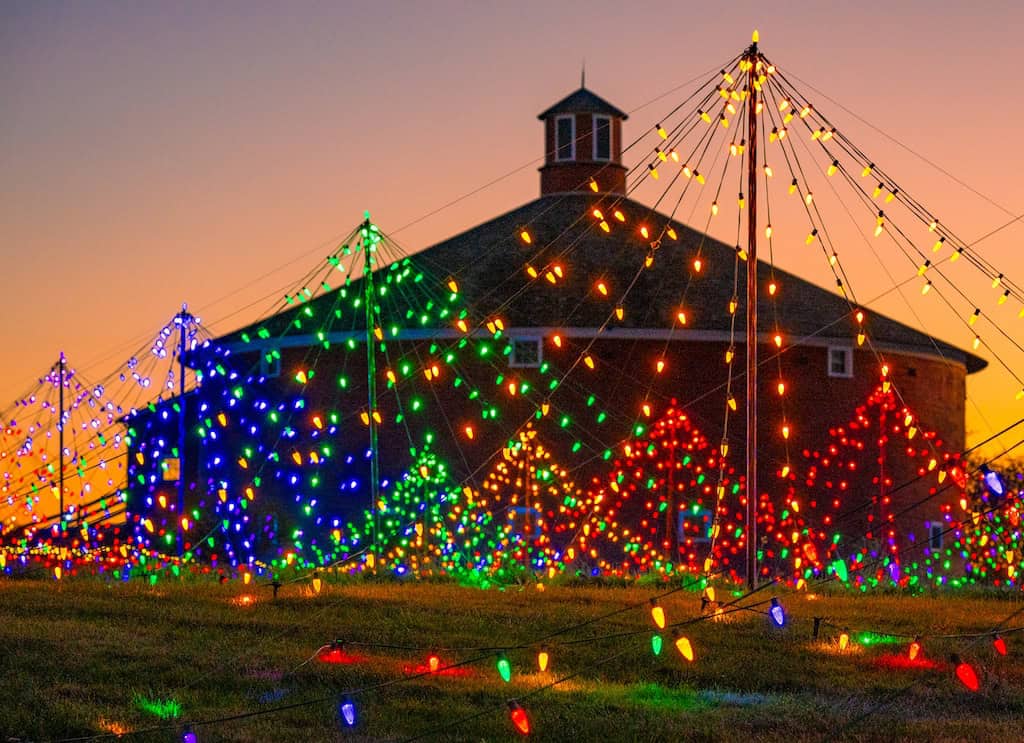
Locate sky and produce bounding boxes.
[2,0,1023,454]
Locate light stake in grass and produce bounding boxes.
[909,636,923,661]
[951,654,980,692]
[651,634,663,656]
[650,598,666,629]
[993,635,1007,656]
[182,725,197,743]
[672,630,695,662]
[839,630,850,651]
[508,700,530,735]
[339,696,357,727]
[497,653,512,683]
[769,597,785,628]
[428,654,441,673]
[536,645,550,672]
[312,570,322,595]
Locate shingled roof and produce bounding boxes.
[213,193,987,374]
[537,87,628,120]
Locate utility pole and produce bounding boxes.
[745,34,760,590]
[57,352,65,527]
[176,304,194,558]
[362,218,380,570]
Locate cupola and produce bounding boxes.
[537,84,628,196]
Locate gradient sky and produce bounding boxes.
[2,1,1023,453]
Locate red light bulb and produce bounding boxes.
[508,700,530,735]
[952,655,979,692]
[993,636,1007,656]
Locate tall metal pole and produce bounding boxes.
[177,304,189,558]
[745,39,759,590]
[362,220,380,569]
[58,352,65,526]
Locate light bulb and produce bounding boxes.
[672,631,695,662]
[651,634,663,656]
[839,632,850,651]
[909,637,922,661]
[508,700,530,735]
[497,654,512,683]
[769,597,785,627]
[994,636,1008,656]
[952,655,979,691]
[182,727,197,743]
[339,697,357,727]
[537,646,550,672]
[650,599,666,629]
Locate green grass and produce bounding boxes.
[2,577,1023,742]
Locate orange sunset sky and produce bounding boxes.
[2,1,1023,457]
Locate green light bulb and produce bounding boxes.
[496,654,512,683]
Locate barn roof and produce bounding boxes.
[213,193,987,374]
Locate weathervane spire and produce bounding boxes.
[581,59,586,89]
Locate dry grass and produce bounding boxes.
[1,577,1023,742]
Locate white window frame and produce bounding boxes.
[555,115,575,162]
[827,346,853,378]
[592,115,611,161]
[509,337,543,368]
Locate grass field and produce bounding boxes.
[2,576,1024,742]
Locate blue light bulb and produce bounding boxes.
[340,697,357,727]
[769,597,785,627]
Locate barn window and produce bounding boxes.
[827,346,853,378]
[510,338,542,368]
[928,523,943,550]
[555,115,575,161]
[162,458,180,482]
[680,507,713,544]
[593,115,611,161]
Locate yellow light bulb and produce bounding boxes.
[674,634,695,662]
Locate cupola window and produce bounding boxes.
[593,115,611,161]
[555,115,575,161]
